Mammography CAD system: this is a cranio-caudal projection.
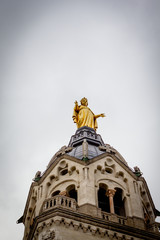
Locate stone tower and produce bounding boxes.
[18,126,160,240]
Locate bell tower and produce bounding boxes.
[18,99,160,240]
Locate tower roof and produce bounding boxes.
[68,126,104,160]
[47,126,128,168]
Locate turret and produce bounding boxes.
[18,99,160,240]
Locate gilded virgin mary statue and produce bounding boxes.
[72,97,105,131]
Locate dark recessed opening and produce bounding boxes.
[60,169,68,176]
[114,188,126,217]
[52,190,60,197]
[67,185,77,202]
[98,187,110,213]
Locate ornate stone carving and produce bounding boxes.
[42,230,55,240]
[134,166,143,177]
[106,189,116,198]
[99,144,116,154]
[55,146,73,157]
[47,146,72,168]
[59,190,67,196]
[33,171,41,182]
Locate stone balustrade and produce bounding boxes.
[147,222,160,233]
[41,199,159,234]
[41,195,77,213]
[102,211,131,226]
[102,211,160,233]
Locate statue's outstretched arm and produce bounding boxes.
[74,101,79,112]
[94,113,105,119]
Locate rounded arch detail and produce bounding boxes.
[97,179,126,194]
[49,179,77,196]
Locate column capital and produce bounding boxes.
[59,191,68,196]
[106,189,116,197]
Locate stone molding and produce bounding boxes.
[33,216,134,240]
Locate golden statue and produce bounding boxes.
[72,97,105,131]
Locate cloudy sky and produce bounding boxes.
[0,0,160,239]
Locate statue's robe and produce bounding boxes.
[73,105,98,130]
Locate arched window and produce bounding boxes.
[114,188,126,217]
[98,184,110,213]
[52,190,60,197]
[66,185,77,202]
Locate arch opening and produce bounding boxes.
[98,184,110,213]
[114,188,126,217]
[66,184,77,202]
[52,190,60,197]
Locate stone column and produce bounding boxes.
[106,189,116,214]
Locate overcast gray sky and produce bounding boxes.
[0,1,160,239]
